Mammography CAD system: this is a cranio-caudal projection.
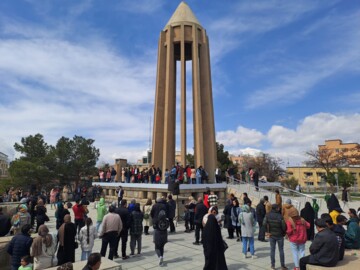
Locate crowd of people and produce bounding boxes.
[1,184,360,270]
[99,164,211,184]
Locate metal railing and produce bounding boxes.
[227,176,321,211]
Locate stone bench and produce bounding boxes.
[47,258,122,270]
[306,250,360,270]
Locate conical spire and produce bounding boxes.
[165,2,201,28]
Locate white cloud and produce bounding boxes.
[0,20,157,164]
[216,113,360,166]
[268,113,360,149]
[216,126,265,147]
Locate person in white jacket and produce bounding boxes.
[79,217,98,261]
[30,225,58,269]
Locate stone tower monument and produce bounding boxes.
[152,2,217,182]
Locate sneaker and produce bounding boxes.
[281,267,288,270]
[113,255,120,259]
[242,253,247,259]
[270,267,275,270]
[237,238,240,242]
[159,256,164,266]
[193,241,200,245]
[122,256,129,260]
[251,255,257,259]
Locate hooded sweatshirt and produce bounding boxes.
[96,198,108,222]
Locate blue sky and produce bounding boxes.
[1,0,360,166]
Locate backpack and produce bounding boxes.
[157,209,169,231]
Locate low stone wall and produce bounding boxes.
[306,250,360,270]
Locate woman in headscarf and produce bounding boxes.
[31,224,58,269]
[57,214,77,265]
[143,198,153,235]
[35,199,48,233]
[50,188,57,209]
[300,202,315,241]
[202,214,228,270]
[223,199,234,239]
[240,205,256,258]
[11,204,31,235]
[327,193,343,224]
[231,199,241,241]
[55,201,70,230]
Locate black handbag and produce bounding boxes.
[74,241,79,249]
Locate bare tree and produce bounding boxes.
[240,153,284,182]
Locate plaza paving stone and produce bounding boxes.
[44,202,314,270]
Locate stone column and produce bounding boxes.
[162,26,176,176]
[152,32,167,169]
[180,24,187,167]
[192,26,204,169]
[199,30,217,182]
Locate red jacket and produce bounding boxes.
[203,194,210,209]
[73,204,85,220]
[286,218,310,244]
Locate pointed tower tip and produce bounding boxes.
[165,1,201,29]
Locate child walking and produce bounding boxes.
[79,218,98,261]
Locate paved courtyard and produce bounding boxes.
[44,202,312,270]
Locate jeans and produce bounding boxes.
[290,242,305,268]
[269,236,285,267]
[196,176,201,184]
[242,237,254,255]
[130,234,142,254]
[96,221,102,232]
[100,231,118,260]
[81,250,91,261]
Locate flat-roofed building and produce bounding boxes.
[286,165,360,188]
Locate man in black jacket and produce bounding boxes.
[299,219,339,270]
[256,199,266,242]
[193,197,208,245]
[151,197,168,266]
[167,195,176,233]
[7,224,33,270]
[114,200,130,260]
[263,204,287,270]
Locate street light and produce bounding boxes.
[335,173,339,193]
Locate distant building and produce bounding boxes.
[287,139,360,188]
[319,139,360,164]
[0,152,9,178]
[286,166,360,188]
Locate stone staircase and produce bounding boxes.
[227,178,326,212]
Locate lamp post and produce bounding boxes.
[335,173,339,193]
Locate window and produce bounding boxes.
[304,172,313,178]
[305,181,314,186]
